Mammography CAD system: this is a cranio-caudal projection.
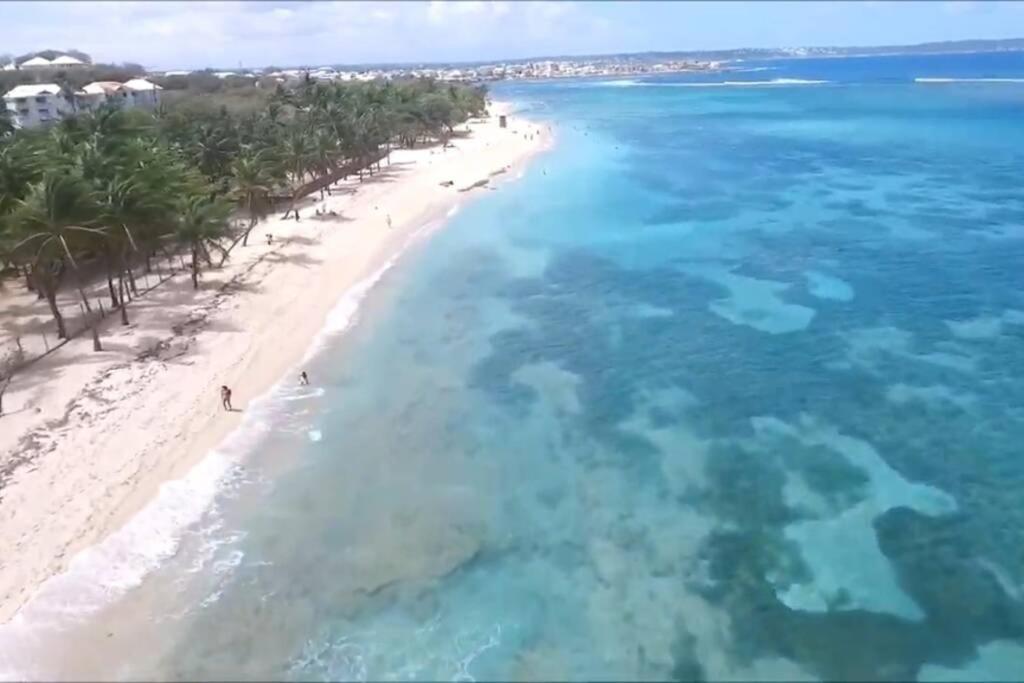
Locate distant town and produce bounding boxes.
[168,57,722,85]
[4,34,1024,130]
[1,52,718,130]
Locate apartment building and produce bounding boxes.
[3,77,162,128]
[2,83,74,128]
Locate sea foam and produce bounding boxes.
[594,78,830,88]
[0,203,466,679]
[916,77,1024,83]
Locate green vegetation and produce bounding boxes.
[152,71,273,116]
[0,77,488,349]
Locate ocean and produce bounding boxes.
[4,52,1024,681]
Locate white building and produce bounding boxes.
[4,76,162,128]
[121,78,162,109]
[3,83,74,128]
[19,56,53,70]
[18,54,88,70]
[77,81,129,112]
[50,55,87,68]
[309,68,338,81]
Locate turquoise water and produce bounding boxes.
[9,54,1024,680]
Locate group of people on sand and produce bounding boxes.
[219,371,309,412]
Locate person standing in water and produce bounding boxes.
[299,371,309,386]
[220,385,233,411]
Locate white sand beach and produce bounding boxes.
[0,103,550,624]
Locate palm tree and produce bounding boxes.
[187,122,237,189]
[0,138,42,218]
[276,128,314,219]
[117,140,195,277]
[0,77,494,344]
[0,141,64,334]
[310,129,339,194]
[11,172,107,349]
[174,195,231,289]
[97,167,176,323]
[0,135,48,196]
[229,152,273,245]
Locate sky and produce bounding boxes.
[2,0,1024,70]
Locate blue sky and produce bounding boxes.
[2,1,1023,70]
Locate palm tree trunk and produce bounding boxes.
[0,375,11,417]
[116,246,137,297]
[123,250,138,295]
[57,239,93,315]
[242,215,257,247]
[75,281,93,316]
[242,196,256,246]
[191,243,200,289]
[90,319,102,352]
[106,263,118,309]
[119,226,139,297]
[283,193,299,220]
[36,270,67,339]
[118,274,129,325]
[121,268,133,302]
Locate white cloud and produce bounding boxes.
[427,0,504,26]
[6,0,1015,70]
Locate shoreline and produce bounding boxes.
[0,101,552,626]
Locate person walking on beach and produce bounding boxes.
[386,214,392,229]
[220,385,233,411]
[299,371,309,386]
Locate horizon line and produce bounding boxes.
[150,34,1024,73]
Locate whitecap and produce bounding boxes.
[0,205,472,677]
[916,77,1024,84]
[662,78,830,88]
[585,77,828,88]
[594,79,641,87]
[281,387,326,401]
